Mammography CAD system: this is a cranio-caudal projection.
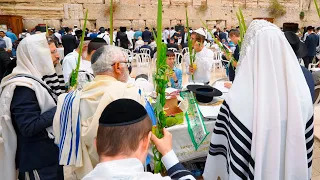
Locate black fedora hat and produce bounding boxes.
[284,31,307,58]
[187,85,222,103]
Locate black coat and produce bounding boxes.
[62,34,77,56]
[219,32,228,42]
[11,86,59,172]
[305,33,319,57]
[0,48,11,81]
[116,31,130,49]
[228,45,240,82]
[142,30,152,42]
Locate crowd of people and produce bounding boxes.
[0,19,317,180]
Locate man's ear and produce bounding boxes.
[143,131,152,151]
[113,62,122,74]
[90,50,96,56]
[94,138,97,150]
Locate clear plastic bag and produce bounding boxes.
[180,91,209,150]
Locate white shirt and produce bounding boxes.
[54,32,62,44]
[186,47,214,83]
[135,40,144,50]
[83,150,183,180]
[62,50,82,84]
[170,30,176,38]
[149,41,157,51]
[2,36,12,51]
[97,33,110,45]
[81,60,93,74]
[127,30,135,48]
[164,30,170,39]
[127,30,135,40]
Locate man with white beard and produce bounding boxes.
[53,45,144,179]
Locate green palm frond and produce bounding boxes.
[69,9,88,89]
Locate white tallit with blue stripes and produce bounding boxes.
[203,20,314,180]
[54,90,82,167]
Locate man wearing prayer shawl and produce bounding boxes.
[203,20,314,180]
[53,45,144,179]
[0,33,66,180]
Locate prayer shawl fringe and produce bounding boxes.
[55,91,83,167]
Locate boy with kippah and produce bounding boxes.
[83,99,195,180]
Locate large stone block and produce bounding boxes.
[170,0,192,6]
[80,19,96,29]
[96,19,110,29]
[84,3,108,20]
[62,19,80,27]
[44,19,62,29]
[114,19,133,27]
[75,0,103,3]
[23,18,44,30]
[64,3,83,19]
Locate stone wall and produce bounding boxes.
[0,0,319,30]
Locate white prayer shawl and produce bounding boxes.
[0,33,65,180]
[203,20,314,180]
[53,75,145,179]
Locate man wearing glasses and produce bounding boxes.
[53,45,144,179]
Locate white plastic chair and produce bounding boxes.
[308,61,320,71]
[174,52,183,71]
[212,51,223,77]
[140,48,151,55]
[174,53,183,65]
[121,49,133,62]
[168,48,178,52]
[181,47,189,55]
[137,53,151,67]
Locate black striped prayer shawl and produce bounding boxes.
[206,101,313,180]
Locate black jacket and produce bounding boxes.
[11,86,59,172]
[62,34,77,56]
[142,30,152,42]
[219,32,228,42]
[305,33,319,57]
[116,31,130,49]
[228,45,240,82]
[0,48,11,81]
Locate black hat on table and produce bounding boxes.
[99,99,148,127]
[284,31,307,58]
[187,85,222,103]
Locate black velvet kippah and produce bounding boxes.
[99,99,147,126]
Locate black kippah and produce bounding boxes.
[99,99,147,127]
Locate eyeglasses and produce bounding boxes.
[111,61,131,68]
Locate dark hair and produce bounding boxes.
[307,26,315,31]
[229,29,240,37]
[96,116,152,157]
[88,38,108,54]
[0,31,4,34]
[47,37,57,47]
